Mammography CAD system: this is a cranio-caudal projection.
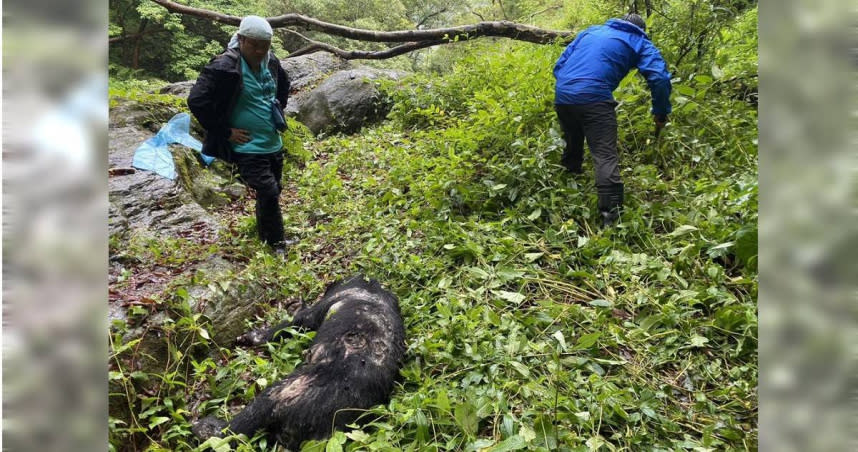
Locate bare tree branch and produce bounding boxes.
[281,28,445,60]
[526,5,563,22]
[415,8,447,29]
[288,39,448,60]
[150,0,572,46]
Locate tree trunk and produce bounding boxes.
[132,20,148,69]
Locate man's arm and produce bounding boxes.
[636,41,672,117]
[187,63,231,142]
[273,60,290,108]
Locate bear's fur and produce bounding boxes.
[192,275,406,450]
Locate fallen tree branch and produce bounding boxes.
[282,29,445,60]
[151,0,574,56]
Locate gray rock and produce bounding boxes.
[190,276,270,345]
[173,146,247,209]
[109,97,182,131]
[280,52,353,92]
[158,81,195,98]
[294,68,407,135]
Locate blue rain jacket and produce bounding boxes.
[554,19,672,116]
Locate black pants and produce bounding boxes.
[555,101,621,186]
[233,151,285,246]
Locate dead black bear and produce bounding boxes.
[192,275,406,450]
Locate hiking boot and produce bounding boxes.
[270,237,299,257]
[597,183,624,228]
[565,165,584,175]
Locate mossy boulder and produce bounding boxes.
[172,146,246,209]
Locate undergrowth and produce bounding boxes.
[109,21,758,452]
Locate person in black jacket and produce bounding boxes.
[188,15,296,255]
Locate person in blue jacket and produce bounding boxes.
[553,13,672,227]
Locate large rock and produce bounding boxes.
[294,67,407,135]
[158,80,195,98]
[173,147,247,209]
[108,118,220,241]
[108,98,249,241]
[280,52,353,92]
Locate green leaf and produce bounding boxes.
[490,435,527,451]
[470,438,495,449]
[709,241,734,251]
[694,74,713,84]
[325,431,347,452]
[574,332,601,350]
[435,390,451,412]
[690,335,709,347]
[524,252,543,262]
[438,277,451,289]
[147,416,170,429]
[527,208,542,221]
[675,85,696,96]
[199,436,232,452]
[712,64,724,79]
[493,290,525,305]
[670,225,698,237]
[496,268,524,281]
[198,327,210,340]
[519,425,536,443]
[735,225,758,268]
[586,435,606,451]
[345,429,370,443]
[454,402,479,437]
[534,417,557,448]
[552,331,567,351]
[588,299,612,308]
[466,267,491,280]
[509,361,531,378]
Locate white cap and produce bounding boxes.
[238,15,273,40]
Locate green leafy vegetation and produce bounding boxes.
[109,2,757,451]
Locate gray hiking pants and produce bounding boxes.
[554,101,621,187]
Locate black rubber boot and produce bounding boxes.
[270,236,299,258]
[597,183,624,228]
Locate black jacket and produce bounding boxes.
[187,48,290,160]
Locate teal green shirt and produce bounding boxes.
[230,57,282,154]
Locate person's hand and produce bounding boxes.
[228,128,251,144]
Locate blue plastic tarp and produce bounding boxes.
[132,112,213,179]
